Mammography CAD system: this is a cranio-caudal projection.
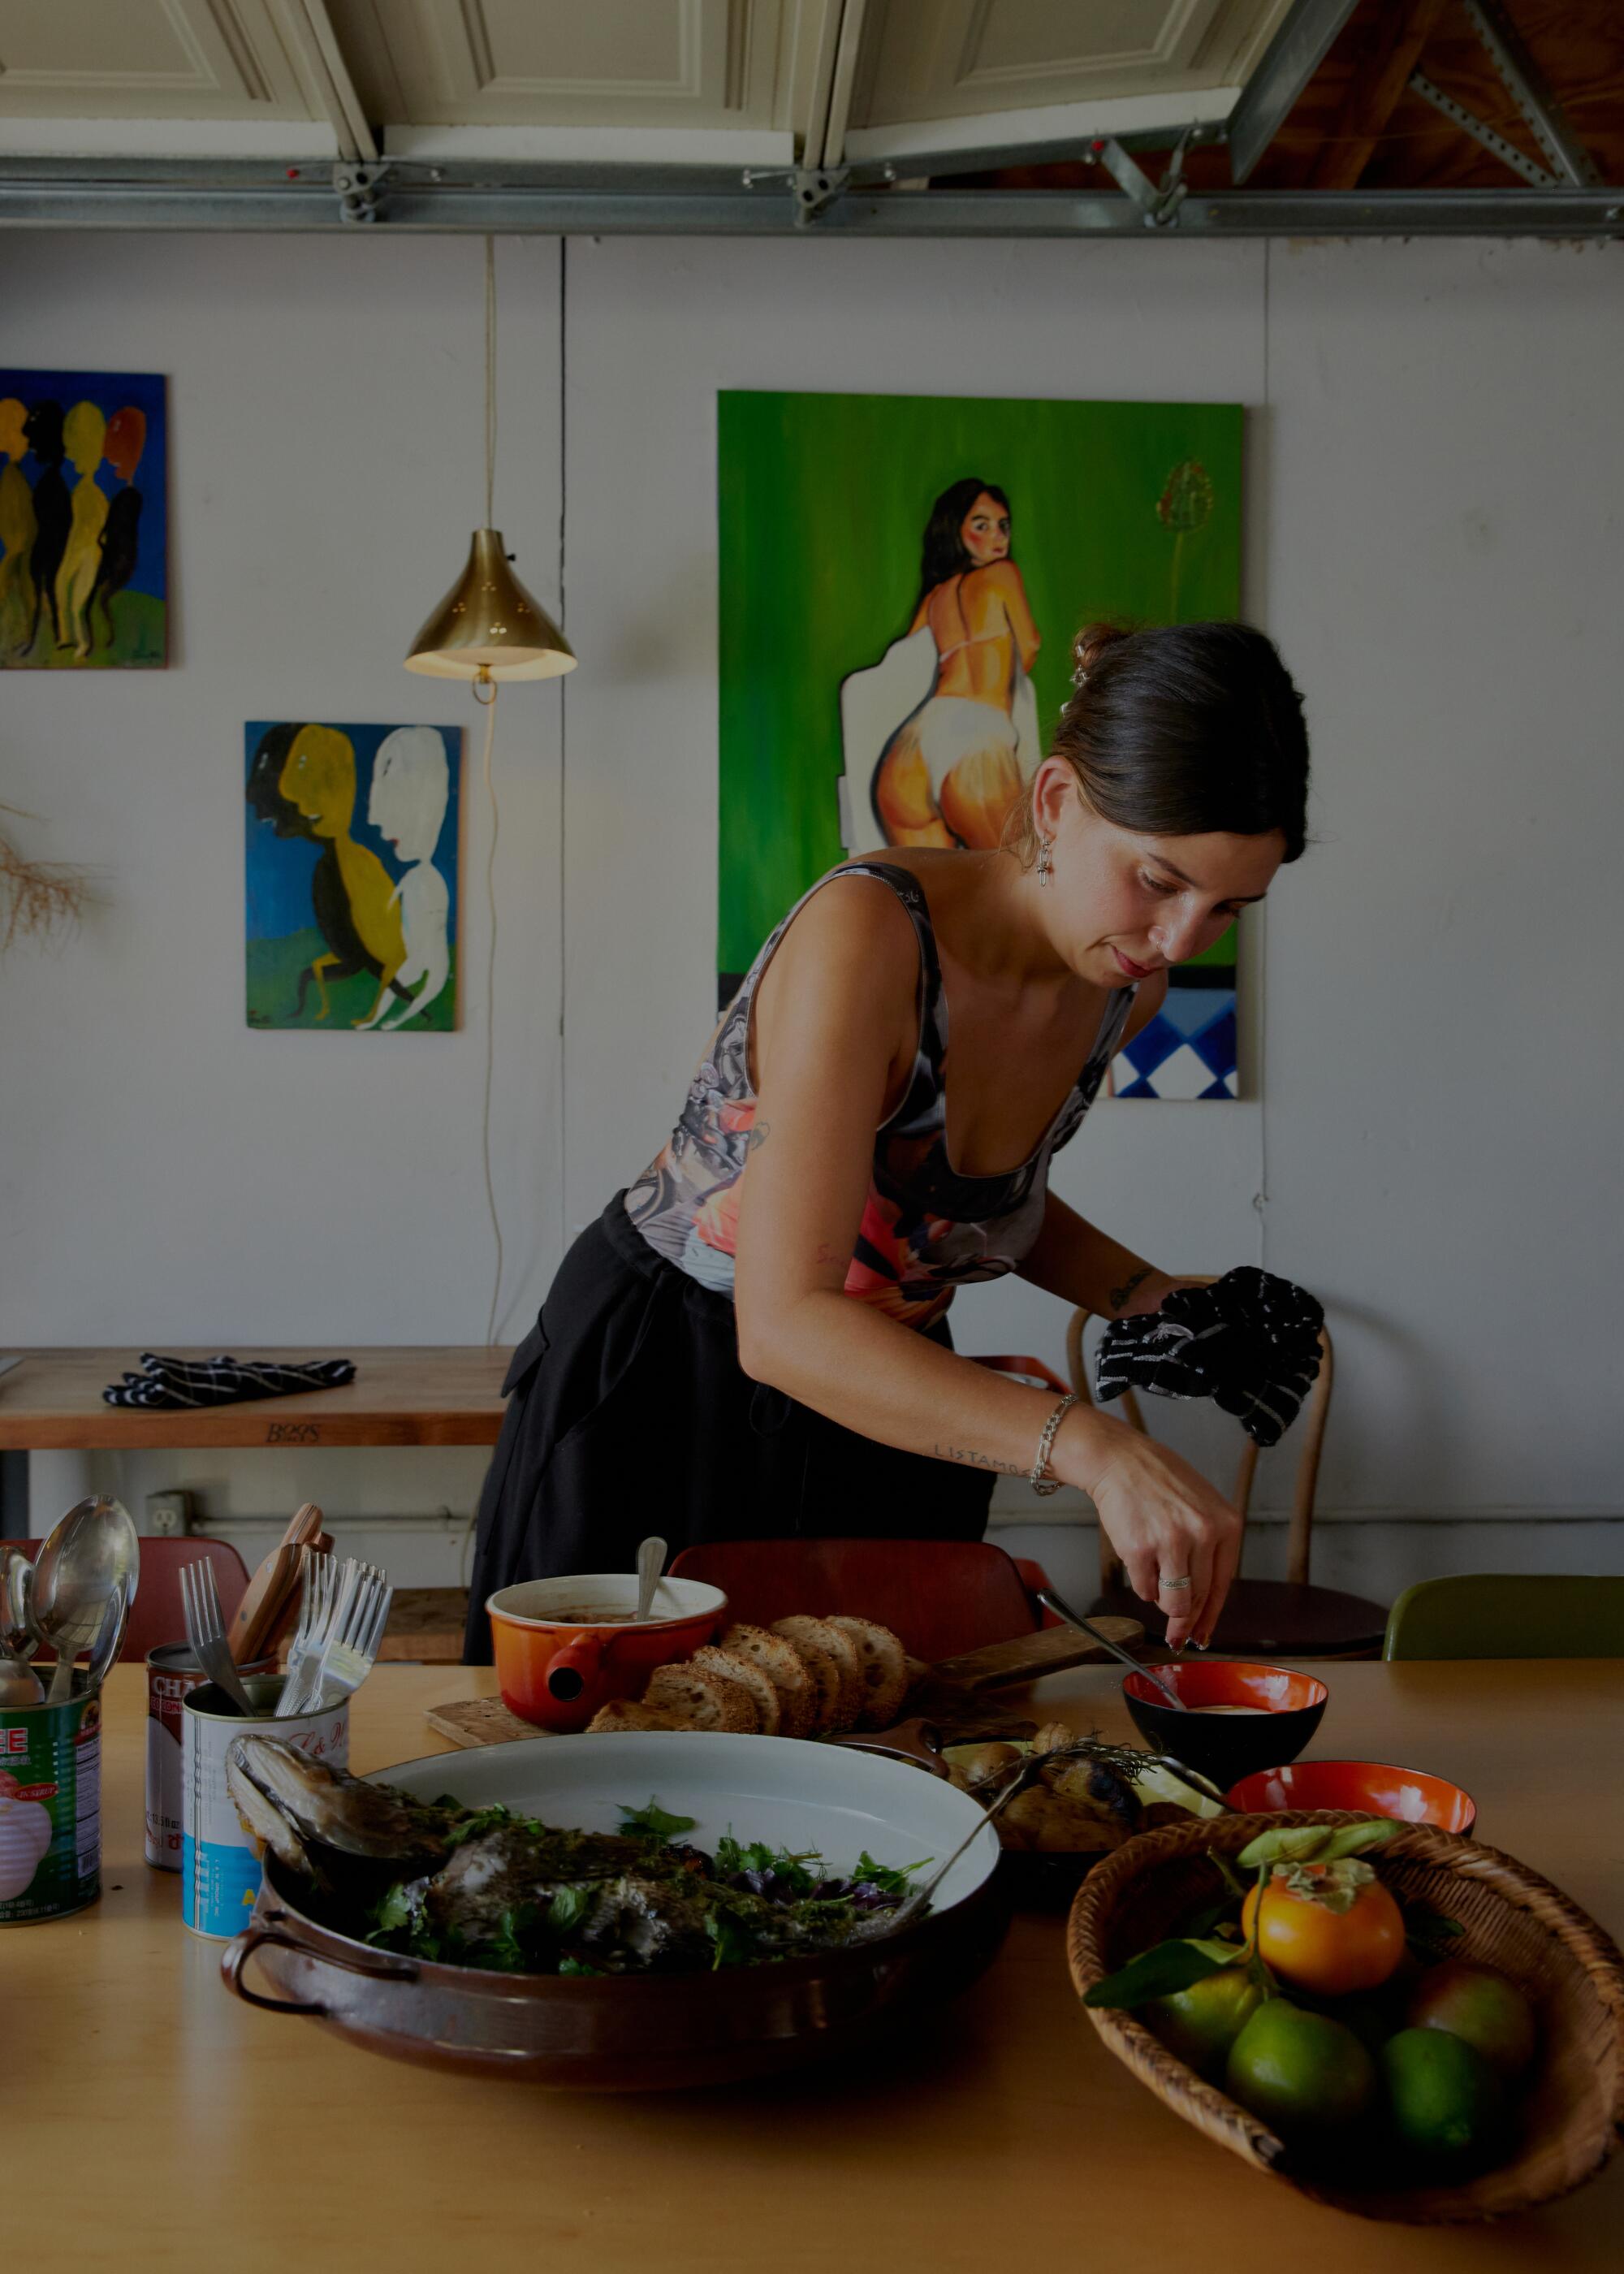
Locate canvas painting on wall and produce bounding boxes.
[717,391,1243,1098]
[245,722,461,1032]
[1,368,166,668]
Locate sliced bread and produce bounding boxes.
[827,1615,909,1729]
[716,1623,816,1739]
[690,1645,782,1735]
[643,1662,759,1732]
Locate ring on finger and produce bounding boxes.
[1158,1574,1194,1592]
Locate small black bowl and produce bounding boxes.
[1121,1659,1328,1788]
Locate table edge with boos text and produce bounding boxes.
[0,1346,515,1450]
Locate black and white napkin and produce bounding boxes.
[1095,1268,1324,1449]
[102,1352,356,1411]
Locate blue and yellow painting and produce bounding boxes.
[1,368,166,668]
[245,722,460,1032]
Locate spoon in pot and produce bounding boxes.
[37,1495,140,1704]
[1036,1584,1188,1711]
[634,1535,667,1624]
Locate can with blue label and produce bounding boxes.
[181,1675,348,1939]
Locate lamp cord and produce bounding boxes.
[484,235,497,530]
[479,685,503,1345]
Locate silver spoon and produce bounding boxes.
[8,1553,47,1658]
[37,1495,140,1705]
[633,1535,667,1624]
[1036,1584,1188,1711]
[82,1571,134,1697]
[0,1546,44,1707]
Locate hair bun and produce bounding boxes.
[1071,622,1133,683]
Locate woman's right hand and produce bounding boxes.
[1053,1407,1242,1651]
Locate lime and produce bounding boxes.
[1382,2027,1507,2166]
[1147,1966,1263,2075]
[1224,1998,1377,2138]
[1406,1961,1536,2081]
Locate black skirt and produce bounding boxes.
[462,1192,995,1660]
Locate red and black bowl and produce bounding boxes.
[1226,1758,1476,1834]
[1121,1659,1328,1786]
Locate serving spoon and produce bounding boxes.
[37,1495,140,1704]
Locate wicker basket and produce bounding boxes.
[1068,1810,1624,2224]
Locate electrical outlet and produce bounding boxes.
[145,1489,191,1537]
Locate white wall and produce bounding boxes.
[5,229,1621,1590]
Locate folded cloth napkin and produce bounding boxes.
[103,1352,356,1411]
[1095,1267,1324,1450]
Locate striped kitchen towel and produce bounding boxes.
[1095,1268,1324,1450]
[103,1352,356,1410]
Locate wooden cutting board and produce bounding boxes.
[423,1615,1146,1751]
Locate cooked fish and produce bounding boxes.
[226,1738,461,1878]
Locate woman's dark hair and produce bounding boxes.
[916,478,1011,609]
[1017,620,1310,862]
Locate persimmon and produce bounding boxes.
[1241,1860,1406,1995]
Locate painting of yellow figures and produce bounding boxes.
[1,369,166,668]
[245,723,460,1031]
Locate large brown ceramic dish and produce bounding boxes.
[219,1728,1009,2089]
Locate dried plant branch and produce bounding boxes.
[0,802,93,950]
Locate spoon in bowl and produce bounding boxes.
[1036,1584,1188,1711]
[634,1535,667,1624]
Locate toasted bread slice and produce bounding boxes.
[691,1645,781,1735]
[585,1697,681,1734]
[717,1623,814,1738]
[643,1663,758,1732]
[827,1615,908,1729]
[771,1617,861,1731]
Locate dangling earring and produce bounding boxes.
[1037,837,1054,888]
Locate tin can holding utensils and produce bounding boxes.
[0,1687,102,1926]
[181,1674,348,1938]
[145,1643,276,1870]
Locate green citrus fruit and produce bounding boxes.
[1406,1961,1536,2081]
[1382,2027,1507,2166]
[1147,1966,1263,2075]
[1224,1998,1378,2138]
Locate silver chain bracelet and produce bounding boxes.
[1030,1391,1078,1496]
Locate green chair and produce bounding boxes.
[1383,1574,1624,1660]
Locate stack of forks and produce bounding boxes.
[179,1551,392,1719]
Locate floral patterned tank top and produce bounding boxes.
[624,862,1134,1330]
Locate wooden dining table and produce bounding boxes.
[11,1658,1622,2272]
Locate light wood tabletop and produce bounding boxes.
[10,1659,1622,2272]
[0,1345,513,1449]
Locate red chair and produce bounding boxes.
[2,1536,250,1665]
[667,1537,1053,1662]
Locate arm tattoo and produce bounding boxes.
[1108,1266,1152,1314]
[745,1119,771,1152]
[935,1441,1024,1476]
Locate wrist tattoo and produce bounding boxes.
[1108,1266,1153,1313]
[745,1120,771,1152]
[935,1441,1023,1476]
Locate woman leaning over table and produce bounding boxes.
[465,620,1311,1663]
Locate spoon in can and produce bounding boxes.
[37,1495,140,1704]
[0,1546,45,1707]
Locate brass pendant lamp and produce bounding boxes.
[404,238,575,690]
[404,237,573,1351]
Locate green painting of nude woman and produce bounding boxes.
[717,391,1242,1005]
